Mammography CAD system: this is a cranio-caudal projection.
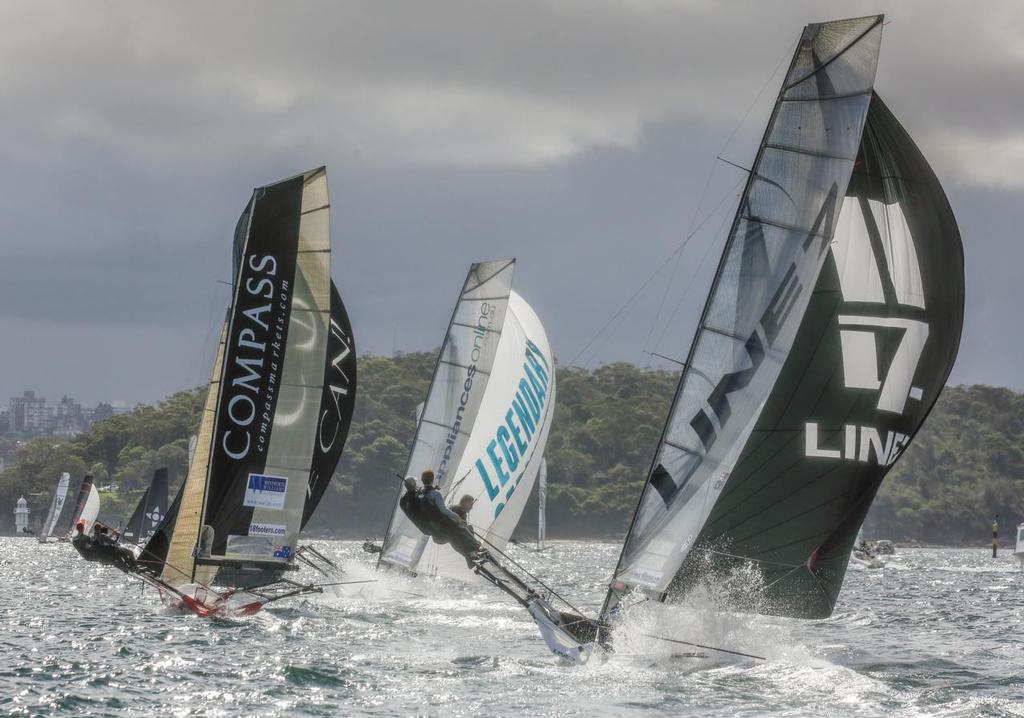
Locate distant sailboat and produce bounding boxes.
[120,468,169,546]
[127,167,357,616]
[36,472,71,543]
[69,475,100,538]
[529,14,964,662]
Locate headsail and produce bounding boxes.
[161,168,333,588]
[40,473,71,538]
[603,15,962,620]
[379,259,516,571]
[417,290,556,579]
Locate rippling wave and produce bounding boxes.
[1,539,1021,716]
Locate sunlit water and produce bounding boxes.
[1,539,1021,716]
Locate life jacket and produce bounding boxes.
[399,488,439,537]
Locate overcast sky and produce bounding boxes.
[1,1,1020,407]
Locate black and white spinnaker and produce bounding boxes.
[529,14,965,663]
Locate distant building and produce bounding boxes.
[53,395,87,436]
[92,402,115,423]
[9,391,50,433]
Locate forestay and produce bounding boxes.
[417,290,556,579]
[379,259,516,571]
[604,15,962,620]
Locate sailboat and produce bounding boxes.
[36,472,71,543]
[379,260,559,578]
[127,167,357,616]
[529,14,964,662]
[120,467,169,546]
[68,474,100,538]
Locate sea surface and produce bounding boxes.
[1,539,1021,717]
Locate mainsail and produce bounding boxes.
[40,472,70,538]
[160,167,335,589]
[416,290,556,579]
[379,259,516,571]
[603,15,963,621]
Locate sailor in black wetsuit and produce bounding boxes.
[399,470,483,566]
[72,522,137,572]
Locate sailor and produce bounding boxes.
[398,470,484,566]
[72,522,137,572]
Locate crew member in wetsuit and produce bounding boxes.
[72,522,137,572]
[398,470,483,566]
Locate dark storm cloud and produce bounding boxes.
[0,0,1020,405]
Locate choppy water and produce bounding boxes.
[1,539,1021,717]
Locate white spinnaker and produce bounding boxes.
[380,260,516,570]
[42,473,70,537]
[418,290,556,580]
[79,485,100,536]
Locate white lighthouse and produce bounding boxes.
[14,496,30,534]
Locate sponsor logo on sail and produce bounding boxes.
[221,252,290,461]
[244,473,288,510]
[436,301,495,485]
[249,522,287,537]
[806,197,928,464]
[472,337,551,518]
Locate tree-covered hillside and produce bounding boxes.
[2,356,1020,545]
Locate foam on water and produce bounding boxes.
[1,540,1022,717]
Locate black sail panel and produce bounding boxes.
[122,489,148,543]
[302,280,357,527]
[670,92,964,617]
[202,175,304,553]
[141,467,169,543]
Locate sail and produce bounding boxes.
[142,467,169,542]
[124,468,169,544]
[604,16,910,618]
[41,473,70,538]
[379,259,516,570]
[78,484,100,536]
[67,474,95,536]
[53,473,85,536]
[416,290,556,579]
[162,167,333,588]
[302,280,357,527]
[538,458,548,550]
[122,488,149,544]
[663,91,963,617]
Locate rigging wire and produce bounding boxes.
[573,43,794,371]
